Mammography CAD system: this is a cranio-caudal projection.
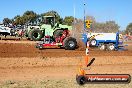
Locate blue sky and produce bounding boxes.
[0,0,132,30]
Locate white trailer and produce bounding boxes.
[82,32,122,51]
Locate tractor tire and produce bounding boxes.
[76,75,86,85]
[29,29,43,41]
[90,39,97,47]
[63,37,77,50]
[107,43,115,51]
[54,30,63,38]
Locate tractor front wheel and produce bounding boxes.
[29,29,43,41]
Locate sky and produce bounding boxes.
[0,0,132,30]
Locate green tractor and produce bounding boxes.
[25,16,72,41]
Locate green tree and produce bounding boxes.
[23,10,38,23]
[63,16,74,26]
[13,11,38,25]
[3,18,12,25]
[13,16,24,25]
[14,15,21,20]
[126,23,132,35]
[12,15,21,25]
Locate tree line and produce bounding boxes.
[3,10,74,26]
[2,10,132,34]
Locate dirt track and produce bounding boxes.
[0,41,132,58]
[0,41,132,88]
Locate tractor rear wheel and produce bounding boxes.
[63,37,77,50]
[29,29,43,41]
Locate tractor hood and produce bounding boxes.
[59,24,72,30]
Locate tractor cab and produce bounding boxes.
[43,16,55,27]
